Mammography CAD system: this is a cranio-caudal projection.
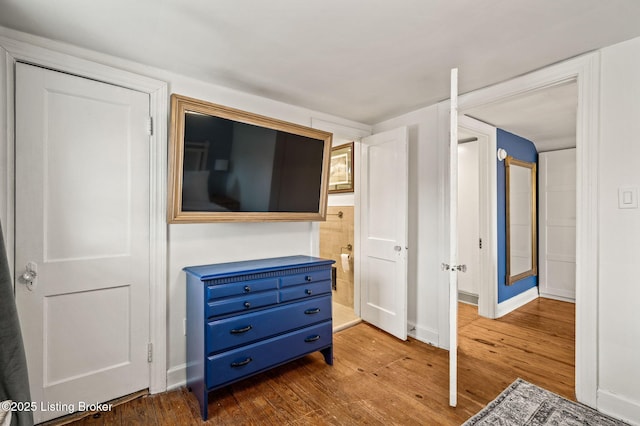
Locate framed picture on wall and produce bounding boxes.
[328,142,354,193]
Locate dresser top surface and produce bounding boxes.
[184,255,335,280]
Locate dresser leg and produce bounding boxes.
[199,390,208,420]
[321,345,333,365]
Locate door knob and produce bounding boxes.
[394,246,402,252]
[21,261,38,290]
[455,264,467,273]
[441,263,467,273]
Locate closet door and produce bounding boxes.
[14,63,151,423]
[539,148,576,301]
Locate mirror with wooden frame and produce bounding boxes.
[168,94,333,223]
[505,156,537,285]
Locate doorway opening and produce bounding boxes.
[455,79,578,399]
[461,79,578,312]
[319,137,361,332]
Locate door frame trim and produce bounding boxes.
[457,116,498,319]
[0,34,169,394]
[437,52,600,407]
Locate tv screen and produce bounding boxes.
[168,94,333,223]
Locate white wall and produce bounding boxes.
[597,36,640,422]
[373,105,441,344]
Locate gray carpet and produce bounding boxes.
[463,379,630,425]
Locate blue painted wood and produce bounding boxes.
[184,256,335,420]
[279,280,331,302]
[184,255,334,281]
[206,295,332,355]
[206,291,278,318]
[206,277,279,299]
[185,272,207,420]
[279,268,332,287]
[206,322,332,389]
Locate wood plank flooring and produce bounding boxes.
[53,297,575,425]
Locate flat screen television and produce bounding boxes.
[168,94,333,223]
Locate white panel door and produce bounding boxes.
[14,63,151,423]
[539,148,576,301]
[360,127,408,340]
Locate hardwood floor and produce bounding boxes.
[55,298,575,425]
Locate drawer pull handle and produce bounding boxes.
[243,301,251,309]
[304,335,321,343]
[305,289,313,295]
[304,308,321,315]
[230,357,253,368]
[244,285,251,293]
[230,325,253,334]
[305,276,313,282]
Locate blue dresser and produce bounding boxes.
[184,255,335,420]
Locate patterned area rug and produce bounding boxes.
[463,379,630,425]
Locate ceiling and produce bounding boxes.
[465,81,578,152]
[0,1,638,131]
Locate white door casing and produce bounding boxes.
[359,127,408,341]
[458,116,498,319]
[15,63,151,423]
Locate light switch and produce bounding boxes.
[618,187,638,209]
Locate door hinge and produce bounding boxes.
[147,342,153,363]
[147,117,153,136]
[479,237,483,249]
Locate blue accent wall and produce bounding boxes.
[497,129,538,303]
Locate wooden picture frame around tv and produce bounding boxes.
[168,94,333,223]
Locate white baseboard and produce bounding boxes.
[166,364,187,391]
[597,389,640,425]
[496,287,539,318]
[539,292,575,303]
[408,322,439,346]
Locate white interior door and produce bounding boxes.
[539,148,576,301]
[359,127,408,340]
[14,63,151,423]
[448,68,460,407]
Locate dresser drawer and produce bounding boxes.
[279,280,331,303]
[206,295,331,355]
[206,277,279,300]
[206,321,332,389]
[280,269,331,287]
[206,292,278,318]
